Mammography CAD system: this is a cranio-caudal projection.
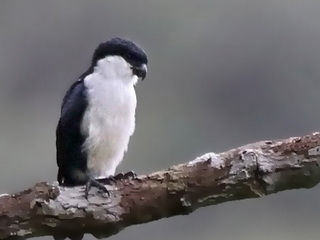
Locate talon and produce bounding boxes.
[113,171,137,181]
[113,172,125,181]
[88,171,138,190]
[108,176,117,184]
[85,177,109,199]
[126,170,138,179]
[98,176,117,185]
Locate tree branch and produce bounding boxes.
[1,132,320,240]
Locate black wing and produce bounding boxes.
[56,80,88,185]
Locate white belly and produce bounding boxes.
[81,76,137,178]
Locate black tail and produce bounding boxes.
[57,168,63,185]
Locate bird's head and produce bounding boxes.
[91,38,148,83]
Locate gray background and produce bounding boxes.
[0,1,320,239]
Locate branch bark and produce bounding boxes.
[1,132,320,240]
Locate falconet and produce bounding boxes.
[56,37,147,197]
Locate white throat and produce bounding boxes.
[81,55,138,178]
[94,55,138,86]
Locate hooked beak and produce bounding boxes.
[132,64,147,80]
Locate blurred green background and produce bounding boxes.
[1,0,320,239]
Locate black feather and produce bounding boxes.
[91,37,148,68]
[56,79,88,186]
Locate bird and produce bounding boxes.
[56,37,148,197]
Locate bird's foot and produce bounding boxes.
[113,170,137,181]
[85,176,109,199]
[98,171,138,185]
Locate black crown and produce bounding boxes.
[91,37,148,67]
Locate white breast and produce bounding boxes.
[81,56,138,178]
